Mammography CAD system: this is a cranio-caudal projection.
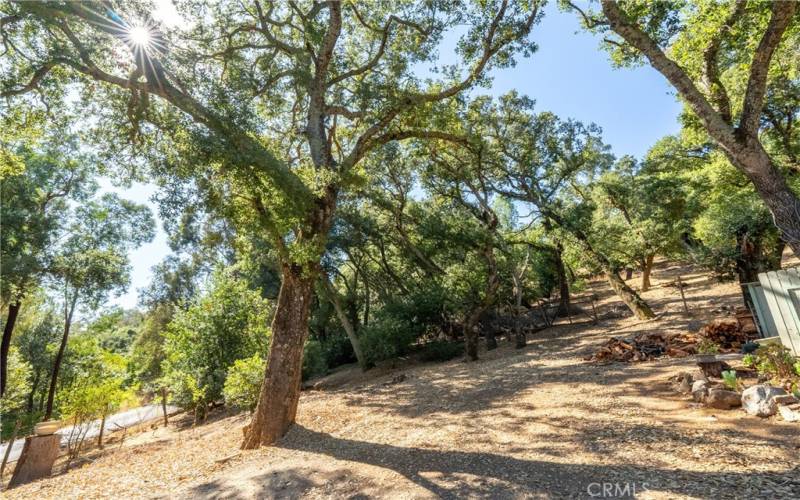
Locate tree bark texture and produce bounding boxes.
[241,265,316,449]
[1,300,22,397]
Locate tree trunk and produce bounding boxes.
[641,254,654,292]
[161,387,169,427]
[325,278,369,370]
[604,268,655,320]
[554,244,571,316]
[44,295,78,420]
[97,408,107,449]
[600,0,800,257]
[1,300,22,397]
[27,370,40,413]
[0,419,21,480]
[729,143,800,257]
[485,327,498,351]
[512,263,527,349]
[568,227,653,320]
[241,265,315,449]
[463,320,479,361]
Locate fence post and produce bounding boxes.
[677,275,689,314]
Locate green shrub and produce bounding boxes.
[697,339,720,354]
[161,270,271,408]
[751,343,797,381]
[319,333,356,367]
[302,340,328,381]
[360,316,417,366]
[742,353,756,368]
[721,370,738,391]
[223,354,264,412]
[419,340,463,363]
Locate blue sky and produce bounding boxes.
[107,2,682,310]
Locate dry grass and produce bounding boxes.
[6,258,799,499]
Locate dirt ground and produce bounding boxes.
[6,259,800,499]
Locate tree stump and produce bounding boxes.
[7,434,60,489]
[697,360,731,379]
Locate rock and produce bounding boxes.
[692,380,709,403]
[778,403,800,422]
[705,389,742,410]
[772,394,799,406]
[741,384,788,417]
[671,372,693,394]
[691,370,708,383]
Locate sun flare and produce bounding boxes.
[128,25,152,47]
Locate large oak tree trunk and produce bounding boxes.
[730,144,800,256]
[241,265,315,449]
[1,300,22,397]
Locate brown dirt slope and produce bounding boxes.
[6,259,799,499]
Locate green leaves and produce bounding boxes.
[161,269,271,408]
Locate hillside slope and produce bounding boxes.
[7,260,799,499]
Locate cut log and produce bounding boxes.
[7,434,60,489]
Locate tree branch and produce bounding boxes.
[702,0,746,124]
[739,0,797,136]
[599,0,738,148]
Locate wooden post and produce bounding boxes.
[161,387,169,427]
[0,419,21,481]
[591,298,598,325]
[677,275,689,314]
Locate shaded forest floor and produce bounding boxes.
[6,259,800,499]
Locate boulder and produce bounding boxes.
[778,403,800,422]
[671,372,693,394]
[692,380,709,403]
[705,389,742,410]
[741,384,787,417]
[773,394,799,406]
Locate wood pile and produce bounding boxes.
[699,318,753,350]
[586,317,755,364]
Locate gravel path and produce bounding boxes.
[6,261,799,499]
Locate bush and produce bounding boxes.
[697,339,720,354]
[721,370,738,391]
[319,333,356,368]
[302,340,328,381]
[418,340,463,363]
[161,269,271,408]
[750,343,798,381]
[223,354,264,412]
[360,316,417,366]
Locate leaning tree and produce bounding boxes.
[1,0,541,447]
[568,0,800,255]
[484,92,655,319]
